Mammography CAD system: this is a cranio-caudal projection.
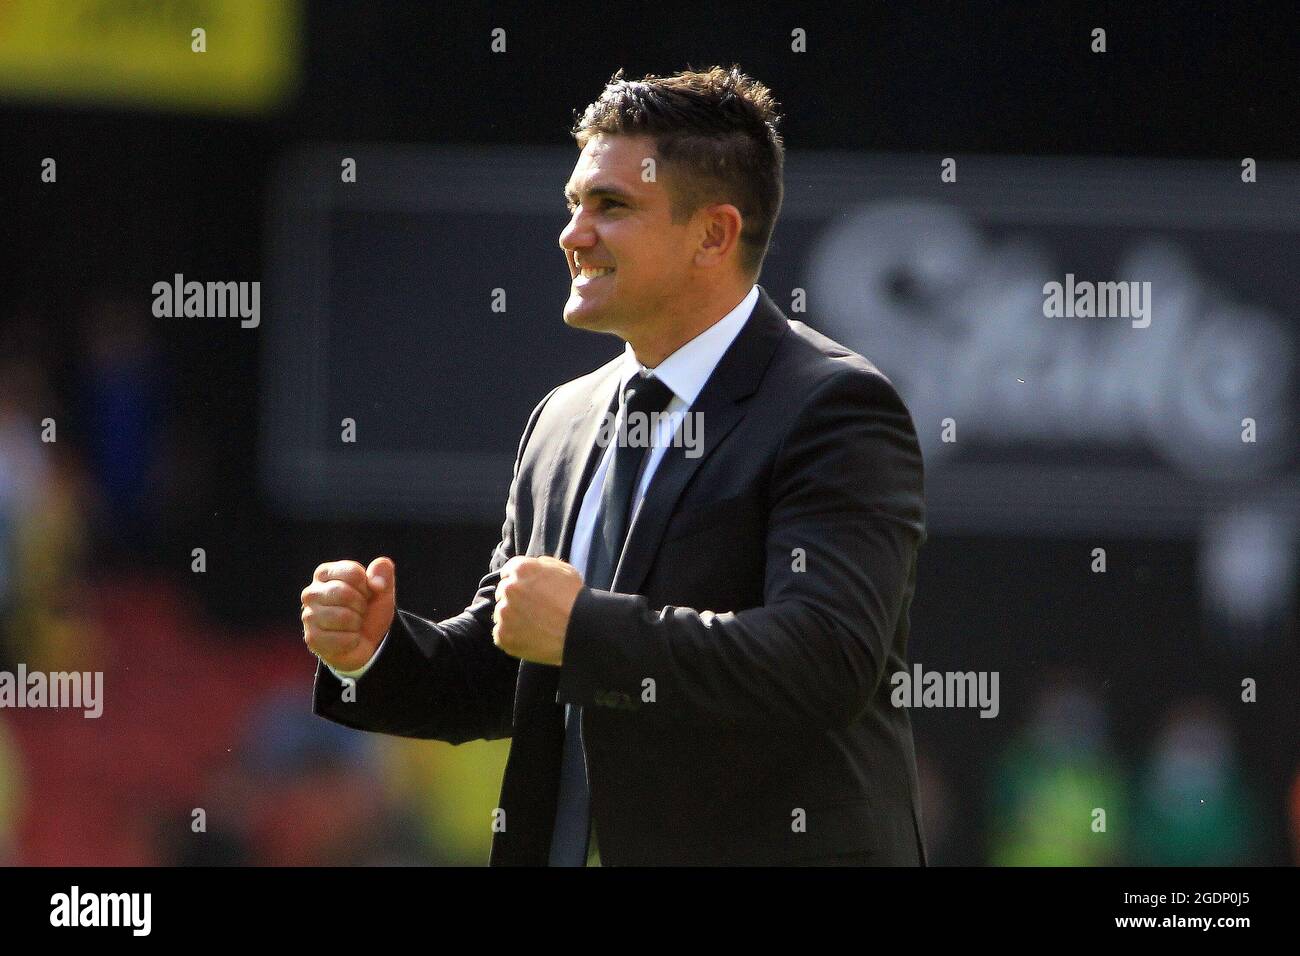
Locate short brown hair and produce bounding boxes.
[571,64,785,280]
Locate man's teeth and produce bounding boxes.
[580,267,614,278]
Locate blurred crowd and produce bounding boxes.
[0,295,1295,865]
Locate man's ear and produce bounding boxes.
[695,203,744,269]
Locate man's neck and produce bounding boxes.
[627,283,753,368]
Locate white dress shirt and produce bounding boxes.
[326,284,760,681]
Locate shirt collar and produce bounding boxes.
[619,284,760,406]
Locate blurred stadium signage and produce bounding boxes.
[800,157,1297,537]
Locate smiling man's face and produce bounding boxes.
[559,133,696,340]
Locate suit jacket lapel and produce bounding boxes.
[508,363,621,732]
[611,287,789,597]
[551,365,623,564]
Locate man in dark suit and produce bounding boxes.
[301,65,927,866]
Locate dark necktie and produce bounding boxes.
[549,369,676,866]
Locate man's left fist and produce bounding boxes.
[492,555,585,665]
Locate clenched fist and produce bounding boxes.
[301,557,396,672]
[492,555,585,666]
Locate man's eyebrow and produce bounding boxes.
[564,182,637,204]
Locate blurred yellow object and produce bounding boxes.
[0,716,25,865]
[8,452,102,673]
[0,0,300,113]
[379,735,512,865]
[380,735,607,865]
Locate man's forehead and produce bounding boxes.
[565,134,660,195]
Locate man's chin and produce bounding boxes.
[562,297,613,331]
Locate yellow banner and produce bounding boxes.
[0,0,300,113]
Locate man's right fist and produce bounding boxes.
[300,557,396,673]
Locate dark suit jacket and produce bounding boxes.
[314,285,928,865]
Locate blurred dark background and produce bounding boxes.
[0,1,1296,865]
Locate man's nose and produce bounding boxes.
[558,209,594,253]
